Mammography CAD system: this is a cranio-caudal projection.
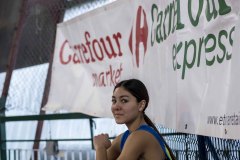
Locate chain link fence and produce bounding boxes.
[0,0,240,159]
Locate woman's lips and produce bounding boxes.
[114,113,123,117]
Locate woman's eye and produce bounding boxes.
[112,99,116,104]
[121,99,128,103]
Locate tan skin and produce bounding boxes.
[93,87,166,160]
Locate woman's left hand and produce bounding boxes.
[93,133,111,150]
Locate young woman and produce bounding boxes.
[93,79,176,160]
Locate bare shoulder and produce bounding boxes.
[108,130,166,160]
[125,130,166,160]
[128,130,158,146]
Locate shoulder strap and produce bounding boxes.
[137,125,172,160]
[120,130,130,151]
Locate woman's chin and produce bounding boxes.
[114,118,125,124]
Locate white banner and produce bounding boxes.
[44,0,240,139]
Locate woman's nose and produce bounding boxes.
[112,102,121,110]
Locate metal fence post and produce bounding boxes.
[185,134,189,160]
[205,137,220,160]
[90,118,95,149]
[197,135,208,160]
[0,0,27,158]
[0,97,7,160]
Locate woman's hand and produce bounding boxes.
[93,133,111,150]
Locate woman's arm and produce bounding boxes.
[94,131,153,160]
[93,134,111,160]
[116,131,145,160]
[93,133,121,160]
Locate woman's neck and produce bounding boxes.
[126,116,146,132]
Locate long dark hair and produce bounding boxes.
[114,79,176,160]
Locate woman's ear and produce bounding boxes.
[139,100,146,111]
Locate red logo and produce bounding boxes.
[129,6,148,68]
